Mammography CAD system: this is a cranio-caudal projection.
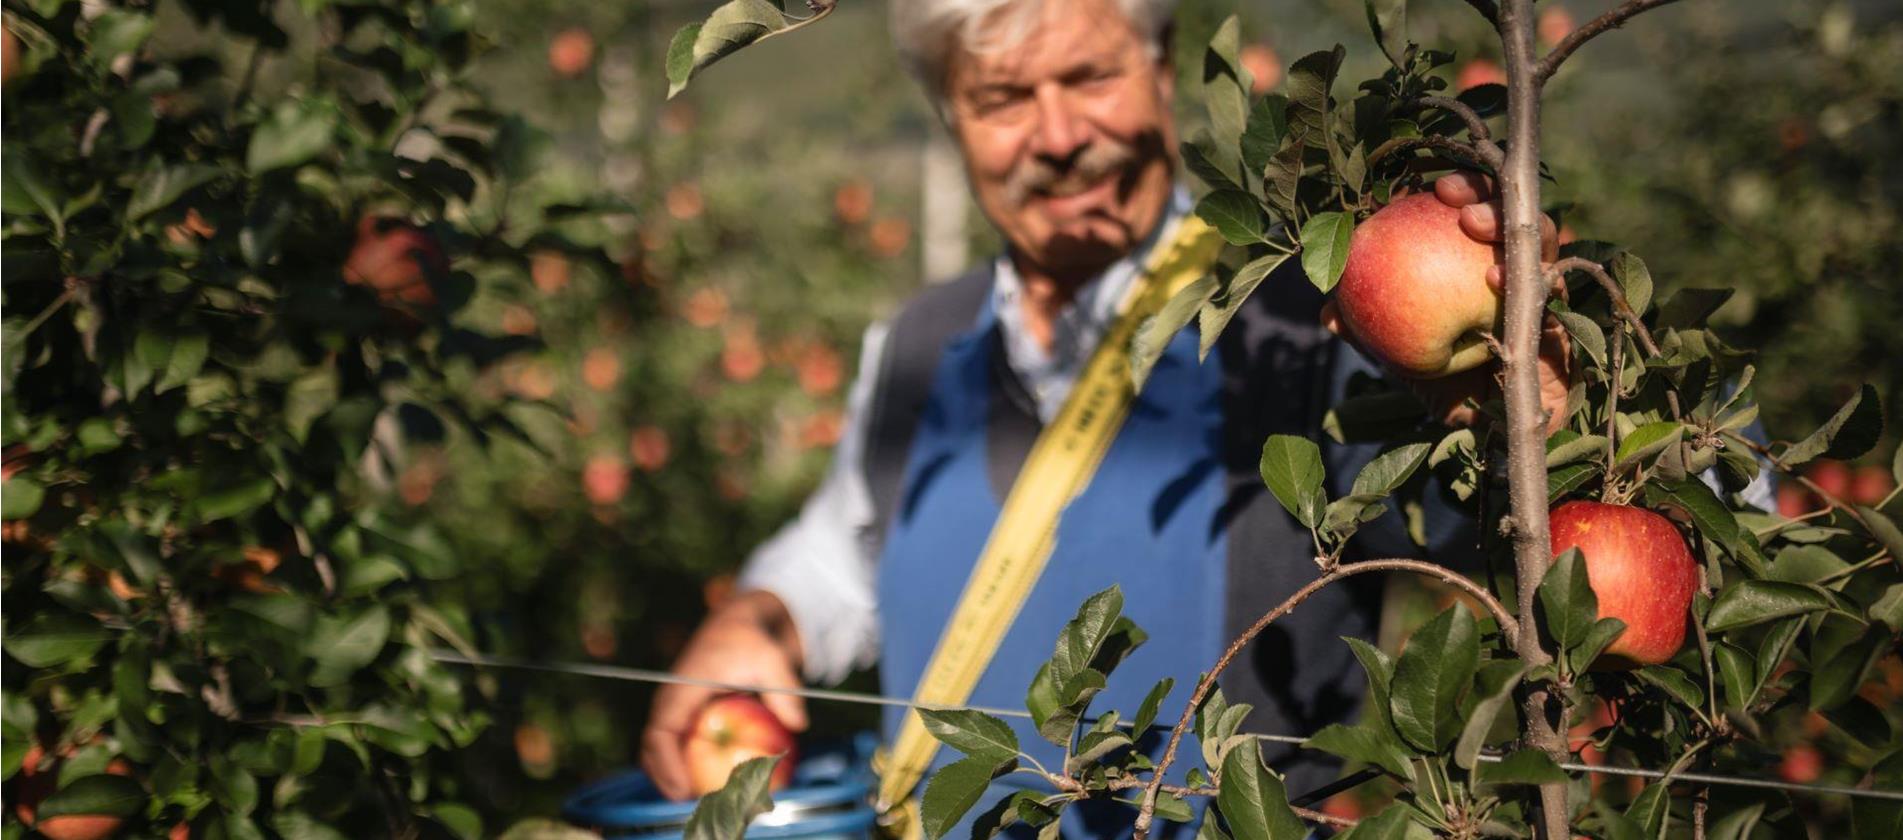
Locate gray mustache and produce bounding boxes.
[1004,139,1138,207]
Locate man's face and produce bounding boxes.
[944,0,1177,279]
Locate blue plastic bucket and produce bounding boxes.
[563,734,879,840]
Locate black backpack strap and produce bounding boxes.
[862,265,996,558]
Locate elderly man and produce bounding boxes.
[642,0,1524,833]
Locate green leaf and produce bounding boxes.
[1365,0,1409,68]
[1050,587,1124,688]
[1614,421,1684,471]
[1132,274,1219,389]
[1332,805,1432,840]
[127,164,221,221]
[1635,665,1704,709]
[1285,46,1345,144]
[247,101,337,173]
[1181,134,1242,192]
[1810,628,1884,711]
[1351,442,1432,498]
[5,611,107,668]
[1069,728,1133,772]
[1299,211,1354,293]
[36,774,146,819]
[1241,95,1290,179]
[1655,288,1733,331]
[1259,435,1326,529]
[1305,723,1413,778]
[1868,584,1903,633]
[192,477,277,522]
[1200,252,1289,361]
[1713,642,1756,710]
[1263,142,1303,223]
[1,151,63,218]
[1706,804,1764,840]
[1150,791,1194,823]
[665,24,703,97]
[1217,743,1308,840]
[308,606,392,685]
[1345,637,1397,735]
[1545,432,1608,469]
[1132,677,1174,735]
[1196,190,1268,245]
[1858,508,1903,566]
[1707,580,1832,632]
[1610,252,1653,317]
[1390,606,1479,752]
[1202,16,1249,147]
[1537,548,1597,656]
[1454,661,1526,770]
[1626,783,1671,836]
[684,755,781,840]
[666,0,787,99]
[1547,463,1596,503]
[1643,479,1767,576]
[1572,618,1627,672]
[1553,309,1607,369]
[1782,384,1883,466]
[1322,493,1387,538]
[920,755,1010,840]
[88,11,156,68]
[2,477,46,519]
[1477,750,1567,786]
[920,709,1019,763]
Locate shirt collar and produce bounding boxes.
[988,186,1194,340]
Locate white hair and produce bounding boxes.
[890,0,1178,102]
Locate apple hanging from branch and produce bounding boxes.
[1549,501,1701,668]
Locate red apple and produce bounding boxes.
[548,28,595,79]
[1851,465,1894,506]
[1807,460,1851,500]
[1779,744,1823,784]
[15,743,135,840]
[343,215,444,306]
[1333,191,1502,378]
[1537,6,1577,48]
[1456,60,1506,91]
[681,694,797,796]
[1238,44,1282,95]
[1776,483,1818,518]
[1548,501,1700,668]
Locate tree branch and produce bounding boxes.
[1413,97,1506,170]
[1535,0,1687,87]
[1726,434,1877,533]
[1552,256,1680,421]
[1499,1,1572,837]
[1129,558,1516,839]
[1368,136,1499,174]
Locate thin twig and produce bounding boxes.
[1368,136,1498,173]
[1413,97,1506,170]
[1605,319,1626,486]
[1551,257,1680,420]
[1535,0,1688,87]
[1726,434,1877,533]
[1130,558,1516,839]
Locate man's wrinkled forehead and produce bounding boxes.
[950,0,1144,86]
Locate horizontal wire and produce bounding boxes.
[430,649,1903,803]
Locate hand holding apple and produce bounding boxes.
[1548,501,1701,668]
[1322,172,1572,433]
[641,590,808,801]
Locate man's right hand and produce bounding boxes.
[640,589,808,801]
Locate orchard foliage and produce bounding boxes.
[669,3,1903,839]
[0,0,608,834]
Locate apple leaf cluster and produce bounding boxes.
[0,0,626,835]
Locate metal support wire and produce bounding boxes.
[431,649,1903,804]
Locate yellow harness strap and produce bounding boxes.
[874,215,1225,839]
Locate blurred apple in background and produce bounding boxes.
[1456,59,1506,91]
[548,28,595,78]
